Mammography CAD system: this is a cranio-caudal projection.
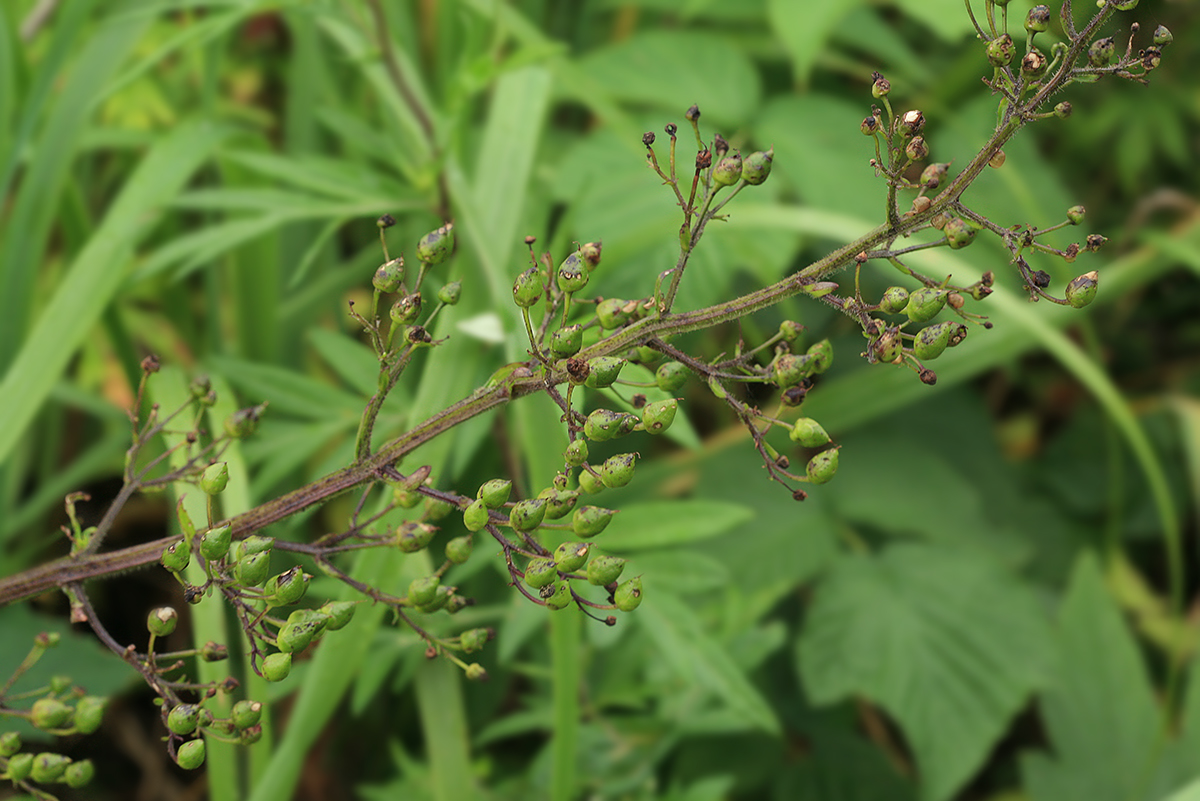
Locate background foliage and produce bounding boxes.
[1,0,1199,799]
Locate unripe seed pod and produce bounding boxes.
[913,321,968,360]
[445,535,473,564]
[200,462,229,495]
[390,293,422,326]
[789,418,831,447]
[31,752,72,783]
[512,267,543,308]
[1153,25,1172,46]
[989,150,1006,168]
[861,115,881,136]
[599,453,637,488]
[1054,101,1072,119]
[740,148,773,185]
[1065,271,1099,308]
[773,353,813,388]
[919,162,950,188]
[394,487,421,508]
[417,222,455,265]
[806,448,840,484]
[464,663,489,681]
[614,577,643,612]
[578,468,605,495]
[509,498,547,531]
[806,339,833,374]
[595,297,631,329]
[986,33,1015,67]
[463,499,491,532]
[476,479,512,509]
[167,704,201,736]
[64,758,95,789]
[778,320,804,344]
[233,535,274,561]
[0,731,21,757]
[235,550,271,587]
[1085,233,1107,252]
[161,540,190,573]
[394,521,436,552]
[7,752,33,782]
[539,488,580,520]
[266,566,310,606]
[231,700,263,730]
[176,738,207,769]
[556,251,590,293]
[544,580,573,610]
[408,576,441,607]
[202,641,228,661]
[524,557,558,589]
[656,361,689,392]
[564,439,588,467]
[200,524,232,561]
[905,137,929,162]
[712,152,743,188]
[49,675,71,694]
[437,281,462,305]
[276,619,321,654]
[373,257,404,293]
[1067,205,1086,225]
[554,541,591,573]
[1025,5,1050,32]
[1111,0,1138,9]
[550,325,583,358]
[418,585,453,613]
[584,356,626,389]
[944,217,977,249]
[584,409,638,442]
[1088,37,1115,67]
[241,724,263,744]
[224,404,264,439]
[898,109,925,138]
[31,698,73,730]
[573,505,617,537]
[587,555,626,585]
[319,600,357,631]
[642,399,678,435]
[873,326,903,363]
[148,607,178,638]
[880,286,910,314]
[871,72,891,98]
[424,496,454,521]
[460,627,491,654]
[905,287,948,322]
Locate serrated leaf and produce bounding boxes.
[600,500,754,551]
[798,543,1051,801]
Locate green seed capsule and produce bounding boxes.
[642,399,678,435]
[465,663,488,681]
[599,453,637,488]
[160,540,190,573]
[1067,205,1086,225]
[512,267,543,308]
[1110,0,1137,9]
[319,601,357,631]
[596,297,631,329]
[578,468,606,495]
[539,487,580,520]
[437,281,462,305]
[509,498,547,531]
[778,320,804,344]
[462,499,490,532]
[31,752,72,783]
[233,535,274,560]
[224,404,265,439]
[986,33,1015,67]
[7,752,33,782]
[584,409,638,442]
[524,557,558,588]
[394,521,437,552]
[200,462,229,495]
[944,217,977,249]
[806,448,840,484]
[424,496,454,521]
[872,325,903,363]
[176,739,207,769]
[553,541,591,573]
[234,551,271,587]
[544,580,573,610]
[390,293,423,327]
[801,281,839,299]
[904,287,948,323]
[445,535,473,564]
[231,700,263,730]
[656,361,689,392]
[614,577,644,611]
[200,525,232,561]
[550,325,583,358]
[579,241,603,270]
[557,251,590,293]
[241,724,264,744]
[740,148,773,186]
[712,152,743,188]
[373,257,404,293]
[408,576,441,607]
[31,698,73,730]
[913,321,968,360]
[1024,4,1050,32]
[202,641,228,661]
[584,356,627,389]
[148,607,178,638]
[806,339,833,374]
[167,704,201,736]
[1088,37,1115,67]
[265,566,310,606]
[0,732,21,757]
[73,698,105,735]
[417,222,455,266]
[905,136,929,162]
[276,618,321,654]
[64,758,95,789]
[460,628,490,654]
[564,439,589,467]
[1065,271,1099,308]
[476,479,512,509]
[572,505,616,537]
[773,353,813,388]
[587,555,626,585]
[1153,25,1172,46]
[393,487,422,508]
[789,418,831,447]
[418,585,454,613]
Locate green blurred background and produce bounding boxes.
[1,1,1198,799]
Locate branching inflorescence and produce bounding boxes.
[0,0,1169,792]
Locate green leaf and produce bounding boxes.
[1020,553,1169,801]
[767,0,864,84]
[798,543,1052,801]
[600,500,755,551]
[207,355,364,421]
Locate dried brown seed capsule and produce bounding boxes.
[871,72,891,98]
[1031,270,1051,289]
[1021,49,1048,79]
[642,131,655,147]
[686,104,701,121]
[898,109,925,138]
[905,137,929,162]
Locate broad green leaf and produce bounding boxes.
[1162,779,1200,801]
[639,591,782,735]
[798,543,1052,801]
[891,0,979,41]
[1020,553,1170,801]
[768,0,864,84]
[625,551,730,594]
[600,500,755,551]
